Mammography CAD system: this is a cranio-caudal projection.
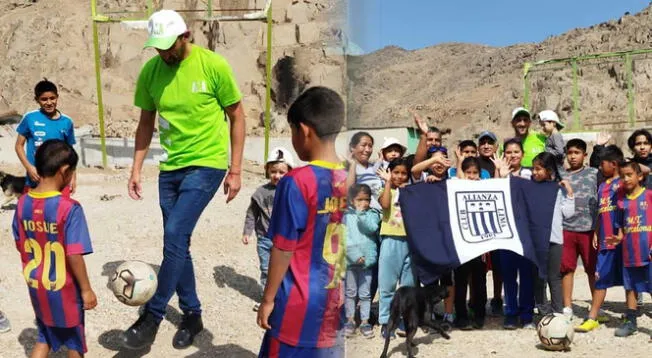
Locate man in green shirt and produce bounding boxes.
[511,107,546,167]
[123,10,246,350]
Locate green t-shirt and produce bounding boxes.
[521,131,547,167]
[134,44,242,171]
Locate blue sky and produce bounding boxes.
[347,0,648,54]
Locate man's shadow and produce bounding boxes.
[98,262,257,357]
[213,265,261,303]
[97,305,256,358]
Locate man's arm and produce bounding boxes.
[223,101,246,203]
[127,110,156,200]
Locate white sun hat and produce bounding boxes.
[266,147,295,168]
[380,137,407,154]
[538,110,565,130]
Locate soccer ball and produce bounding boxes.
[110,261,158,306]
[537,313,574,351]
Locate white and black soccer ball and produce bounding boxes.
[537,313,574,351]
[110,261,158,306]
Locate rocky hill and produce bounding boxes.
[347,5,652,142]
[0,0,346,137]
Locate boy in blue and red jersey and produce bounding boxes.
[610,160,652,338]
[12,140,97,357]
[576,145,625,332]
[256,87,347,357]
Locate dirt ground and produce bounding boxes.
[0,164,650,358]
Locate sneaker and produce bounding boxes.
[490,298,503,316]
[503,315,518,330]
[0,311,10,333]
[454,317,473,330]
[344,322,356,337]
[563,307,574,320]
[396,320,406,337]
[614,320,637,337]
[123,312,160,350]
[173,312,204,349]
[252,303,260,312]
[360,323,374,338]
[522,322,536,330]
[472,316,485,329]
[596,310,610,323]
[575,318,600,332]
[381,324,395,340]
[637,293,644,307]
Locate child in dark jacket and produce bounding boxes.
[344,184,380,338]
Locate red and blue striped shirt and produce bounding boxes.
[267,161,347,348]
[616,188,652,267]
[597,177,623,251]
[12,191,93,328]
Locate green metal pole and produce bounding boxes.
[92,13,108,168]
[147,0,154,16]
[625,54,635,128]
[264,5,272,164]
[571,59,581,131]
[523,62,531,110]
[207,0,212,18]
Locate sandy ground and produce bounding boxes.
[0,164,650,358]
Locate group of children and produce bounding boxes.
[244,108,652,347]
[3,79,651,357]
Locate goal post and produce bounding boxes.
[522,48,652,132]
[90,0,273,168]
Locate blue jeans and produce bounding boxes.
[257,236,273,292]
[378,236,414,325]
[500,250,535,323]
[345,265,372,321]
[145,166,225,322]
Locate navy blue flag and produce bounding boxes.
[399,177,559,285]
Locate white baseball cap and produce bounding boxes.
[143,10,188,50]
[538,110,564,129]
[511,107,531,121]
[380,137,407,153]
[266,147,295,168]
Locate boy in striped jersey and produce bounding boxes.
[256,87,346,357]
[576,146,625,332]
[611,160,652,338]
[12,140,96,357]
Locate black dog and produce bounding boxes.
[380,284,450,358]
[0,171,26,207]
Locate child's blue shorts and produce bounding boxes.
[258,331,344,358]
[36,318,87,354]
[595,246,624,289]
[623,264,652,293]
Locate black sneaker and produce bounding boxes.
[472,316,485,329]
[454,317,473,330]
[490,298,503,316]
[173,313,204,349]
[123,312,160,350]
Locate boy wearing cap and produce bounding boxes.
[243,148,295,312]
[124,9,246,350]
[477,131,498,177]
[539,110,566,168]
[511,107,546,167]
